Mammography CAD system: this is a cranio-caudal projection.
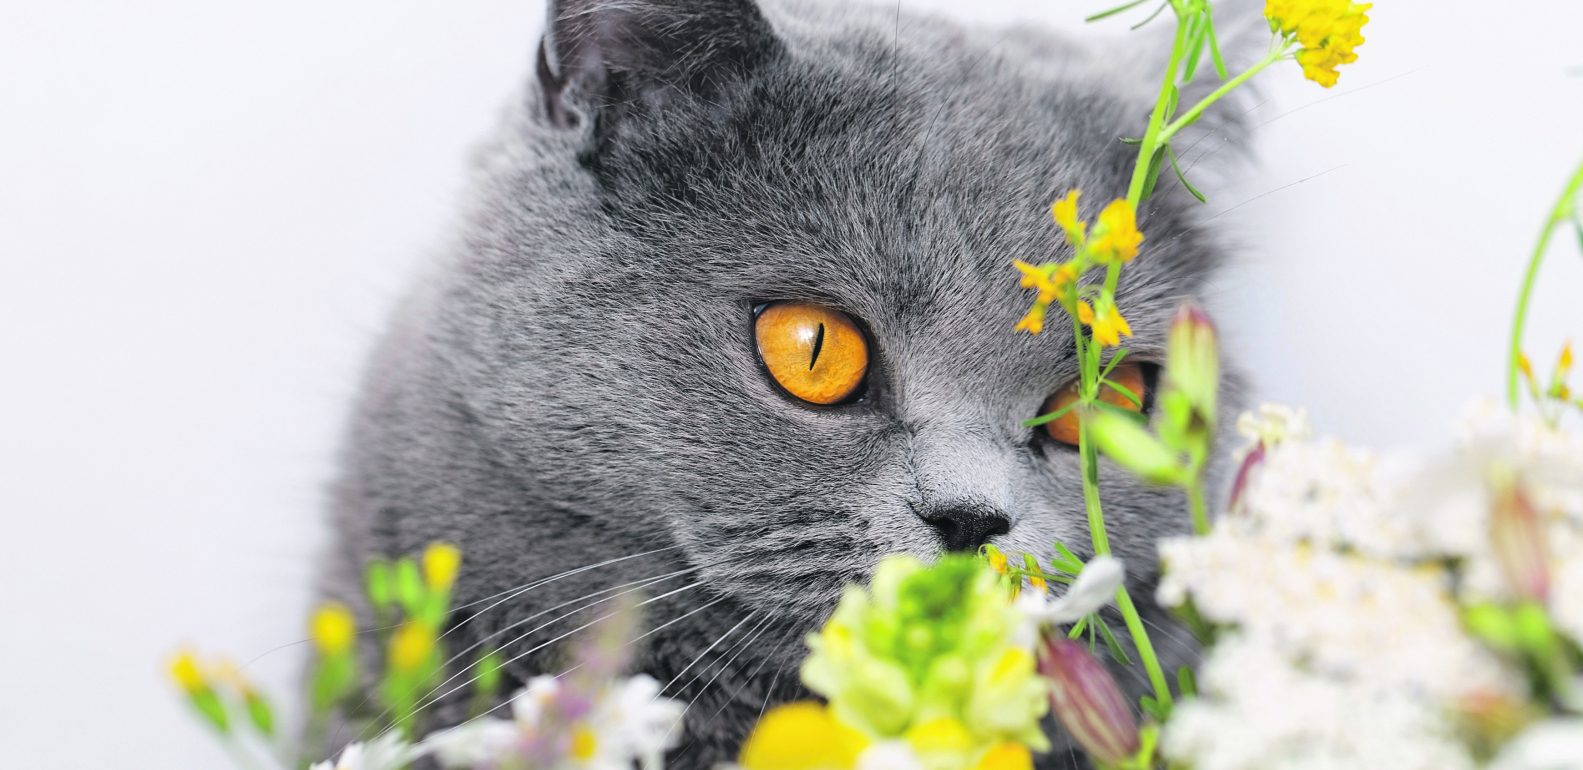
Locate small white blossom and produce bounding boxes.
[423,674,684,770]
[1488,719,1583,770]
[1016,555,1125,627]
[1163,636,1476,770]
[310,734,423,770]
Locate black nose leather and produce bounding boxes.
[924,507,1011,552]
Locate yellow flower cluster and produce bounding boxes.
[1012,190,1138,347]
[1265,0,1371,87]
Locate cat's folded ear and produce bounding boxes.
[537,0,782,130]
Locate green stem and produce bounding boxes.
[1186,478,1209,536]
[1078,418,1111,557]
[1114,587,1173,711]
[1157,50,1284,147]
[1125,12,1191,206]
[1508,157,1583,408]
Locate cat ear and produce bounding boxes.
[536,0,782,129]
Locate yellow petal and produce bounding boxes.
[423,542,463,590]
[310,603,356,656]
[168,650,206,695]
[740,702,869,770]
[389,622,433,672]
[974,744,1033,770]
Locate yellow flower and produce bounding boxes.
[1077,301,1132,348]
[985,545,1009,576]
[1265,0,1371,88]
[389,622,434,673]
[1013,261,1078,336]
[1014,305,1048,335]
[168,649,207,695]
[1087,200,1143,263]
[570,725,599,761]
[1050,189,1085,246]
[975,744,1033,770]
[310,603,356,656]
[422,542,462,591]
[1560,341,1574,378]
[739,702,869,770]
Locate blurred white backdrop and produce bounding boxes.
[1,1,1579,767]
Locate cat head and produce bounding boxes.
[354,0,1254,631]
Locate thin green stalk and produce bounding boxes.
[1186,479,1209,536]
[1508,157,1583,408]
[1126,10,1191,205]
[1157,50,1284,147]
[1078,418,1112,557]
[1113,587,1172,711]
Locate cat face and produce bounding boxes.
[332,0,1246,762]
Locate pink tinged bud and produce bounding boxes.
[1038,634,1139,766]
[1227,442,1266,514]
[1490,481,1550,602]
[1166,301,1219,427]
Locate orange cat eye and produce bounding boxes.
[755,302,869,405]
[1040,362,1146,445]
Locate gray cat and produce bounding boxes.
[324,0,1252,766]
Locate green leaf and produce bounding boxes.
[1100,378,1142,407]
[245,692,275,737]
[1068,615,1090,640]
[1088,409,1188,484]
[1130,1,1169,30]
[1023,399,1078,428]
[1099,349,1130,380]
[1166,85,1180,119]
[1119,137,1144,145]
[1181,16,1207,83]
[1206,14,1228,79]
[396,557,424,617]
[1084,0,1151,22]
[1093,399,1149,425]
[1177,665,1198,698]
[1168,144,1208,203]
[311,653,357,711]
[365,558,393,611]
[1051,540,1085,574]
[1139,146,1167,202]
[1096,615,1134,666]
[189,688,230,734]
[1140,694,1169,722]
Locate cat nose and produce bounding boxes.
[921,506,1011,552]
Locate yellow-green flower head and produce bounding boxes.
[799,554,1050,764]
[389,622,435,672]
[310,603,357,656]
[1265,0,1371,87]
[1087,199,1142,264]
[422,542,463,591]
[168,649,208,695]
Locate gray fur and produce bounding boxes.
[325,0,1253,766]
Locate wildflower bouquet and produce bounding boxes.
[170,1,1583,769]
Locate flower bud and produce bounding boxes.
[1489,477,1549,603]
[423,542,463,591]
[310,603,356,657]
[1088,409,1188,485]
[1166,301,1218,431]
[1037,634,1139,767]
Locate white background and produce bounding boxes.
[2,1,1580,767]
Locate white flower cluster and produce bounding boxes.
[1157,403,1583,770]
[312,674,684,770]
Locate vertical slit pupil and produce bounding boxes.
[810,322,826,370]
